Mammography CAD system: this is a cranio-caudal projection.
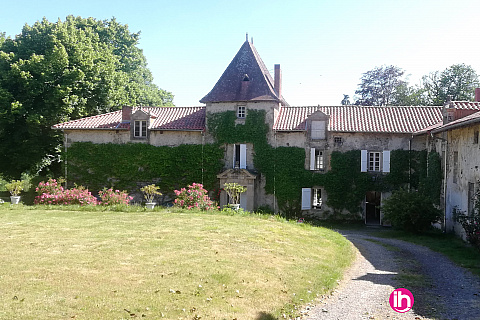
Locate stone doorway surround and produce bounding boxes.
[217,169,257,211]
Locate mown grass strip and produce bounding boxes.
[0,206,354,320]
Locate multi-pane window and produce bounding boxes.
[368,152,381,171]
[134,120,147,138]
[334,136,342,145]
[312,188,322,209]
[310,148,325,171]
[301,187,323,210]
[237,106,246,118]
[315,150,324,170]
[361,150,390,173]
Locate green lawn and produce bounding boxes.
[0,206,354,320]
[375,228,480,277]
[317,220,480,277]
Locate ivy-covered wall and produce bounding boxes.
[65,110,442,216]
[207,110,442,215]
[65,142,224,194]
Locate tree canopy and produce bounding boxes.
[351,64,479,107]
[354,65,406,106]
[421,63,480,105]
[0,16,173,178]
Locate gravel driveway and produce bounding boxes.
[303,229,480,320]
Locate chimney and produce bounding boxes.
[475,88,480,102]
[122,106,132,123]
[274,64,282,98]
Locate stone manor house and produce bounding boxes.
[53,39,480,233]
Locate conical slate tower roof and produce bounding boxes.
[200,40,288,105]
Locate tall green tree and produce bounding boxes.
[393,82,426,106]
[0,16,173,178]
[421,64,480,105]
[354,65,406,106]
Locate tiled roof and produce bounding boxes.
[52,107,206,131]
[431,110,480,133]
[200,41,288,105]
[412,121,443,136]
[448,101,480,110]
[273,106,443,133]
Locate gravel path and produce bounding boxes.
[303,229,480,320]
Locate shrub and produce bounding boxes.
[140,184,162,203]
[173,183,217,211]
[6,180,24,196]
[455,211,480,250]
[382,189,442,233]
[223,183,247,205]
[98,188,132,206]
[455,185,480,250]
[34,178,97,206]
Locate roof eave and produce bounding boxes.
[431,118,480,134]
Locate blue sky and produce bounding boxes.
[1,0,480,107]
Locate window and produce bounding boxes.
[233,144,246,169]
[237,106,246,119]
[361,150,390,173]
[310,148,324,171]
[301,187,323,210]
[134,120,147,138]
[474,131,479,144]
[313,188,322,209]
[311,120,326,140]
[334,136,342,145]
[369,152,381,171]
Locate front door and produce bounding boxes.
[365,191,381,225]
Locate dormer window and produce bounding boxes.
[134,120,147,138]
[237,105,246,119]
[311,120,326,140]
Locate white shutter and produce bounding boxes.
[301,188,312,210]
[311,121,325,139]
[383,150,390,173]
[361,150,368,172]
[240,144,247,169]
[310,148,316,170]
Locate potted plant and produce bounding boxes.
[6,180,24,204]
[141,184,162,209]
[223,183,247,210]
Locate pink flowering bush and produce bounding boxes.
[34,178,96,206]
[173,183,217,211]
[98,188,132,206]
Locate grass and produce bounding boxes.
[0,205,354,320]
[374,228,480,277]
[316,220,480,277]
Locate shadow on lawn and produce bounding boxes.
[255,312,277,320]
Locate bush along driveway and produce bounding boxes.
[304,228,480,320]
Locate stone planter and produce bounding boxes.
[145,202,156,210]
[229,203,240,210]
[10,196,21,204]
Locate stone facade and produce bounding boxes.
[426,112,480,236]
[53,39,480,231]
